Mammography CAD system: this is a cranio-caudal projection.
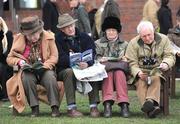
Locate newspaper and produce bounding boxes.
[69,49,93,67]
[171,42,180,54]
[72,62,107,82]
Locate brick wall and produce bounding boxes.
[3,0,180,41]
[118,0,180,41]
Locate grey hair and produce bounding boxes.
[137,20,154,34]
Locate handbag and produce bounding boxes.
[102,61,129,74]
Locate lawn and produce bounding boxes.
[0,81,180,124]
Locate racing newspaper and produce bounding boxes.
[72,62,107,82]
[69,49,93,67]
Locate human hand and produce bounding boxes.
[158,63,169,71]
[176,52,180,57]
[121,56,128,62]
[18,60,26,67]
[138,71,148,81]
[99,57,108,63]
[78,62,88,69]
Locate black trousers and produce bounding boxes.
[0,62,13,99]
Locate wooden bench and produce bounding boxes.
[13,66,170,115]
[170,65,180,98]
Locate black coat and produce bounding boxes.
[0,30,13,64]
[158,5,173,35]
[55,28,96,73]
[42,0,59,33]
[0,30,13,99]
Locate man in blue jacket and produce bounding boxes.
[55,13,100,118]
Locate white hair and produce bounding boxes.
[136,20,154,34]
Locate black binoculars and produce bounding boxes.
[143,56,157,65]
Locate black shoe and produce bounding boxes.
[12,107,19,116]
[141,99,154,113]
[103,101,112,118]
[120,103,130,118]
[51,105,60,117]
[148,106,161,118]
[31,106,39,117]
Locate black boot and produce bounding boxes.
[103,101,112,118]
[12,107,19,116]
[120,102,130,118]
[31,105,39,117]
[51,105,60,117]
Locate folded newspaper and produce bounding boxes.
[72,62,107,82]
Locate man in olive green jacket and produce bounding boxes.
[125,20,175,118]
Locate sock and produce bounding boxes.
[89,103,97,108]
[67,104,76,110]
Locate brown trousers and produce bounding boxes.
[135,76,161,106]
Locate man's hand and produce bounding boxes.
[138,71,148,81]
[78,62,88,69]
[159,62,169,71]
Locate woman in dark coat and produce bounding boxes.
[0,17,13,101]
[42,0,59,33]
[157,0,173,35]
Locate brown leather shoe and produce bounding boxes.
[67,108,83,117]
[31,106,39,117]
[90,107,100,117]
[51,106,60,117]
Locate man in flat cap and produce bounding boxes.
[55,13,100,118]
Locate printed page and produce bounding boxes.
[81,49,93,62]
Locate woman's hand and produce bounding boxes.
[99,57,108,63]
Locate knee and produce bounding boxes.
[22,72,36,82]
[21,72,36,86]
[42,70,56,81]
[64,68,73,75]
[116,70,125,76]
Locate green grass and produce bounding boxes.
[1,81,180,124]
